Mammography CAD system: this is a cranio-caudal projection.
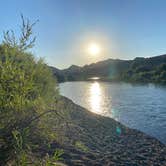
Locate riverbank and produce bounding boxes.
[51,96,166,165]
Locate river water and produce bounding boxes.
[60,81,166,144]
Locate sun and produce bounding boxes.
[88,42,101,56]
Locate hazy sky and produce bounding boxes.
[1,0,166,68]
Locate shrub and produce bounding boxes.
[0,16,59,165]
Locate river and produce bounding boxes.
[60,81,166,144]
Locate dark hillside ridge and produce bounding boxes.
[50,54,166,83]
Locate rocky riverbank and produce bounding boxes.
[50,96,166,166]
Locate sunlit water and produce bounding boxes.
[60,82,166,144]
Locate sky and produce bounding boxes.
[1,0,166,69]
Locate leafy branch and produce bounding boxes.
[3,14,39,51]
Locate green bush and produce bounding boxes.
[0,16,59,165]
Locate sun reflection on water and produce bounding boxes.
[89,82,102,114]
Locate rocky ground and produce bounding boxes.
[49,96,166,166]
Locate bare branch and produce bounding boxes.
[19,109,66,131]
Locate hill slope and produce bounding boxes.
[50,54,166,83]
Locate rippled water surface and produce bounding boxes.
[60,82,166,144]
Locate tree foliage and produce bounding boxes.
[0,16,60,165]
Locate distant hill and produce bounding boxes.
[50,54,166,83]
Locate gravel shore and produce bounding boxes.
[52,96,166,166]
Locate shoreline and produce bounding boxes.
[53,96,166,165]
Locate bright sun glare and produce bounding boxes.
[89,82,102,114]
[88,42,101,56]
